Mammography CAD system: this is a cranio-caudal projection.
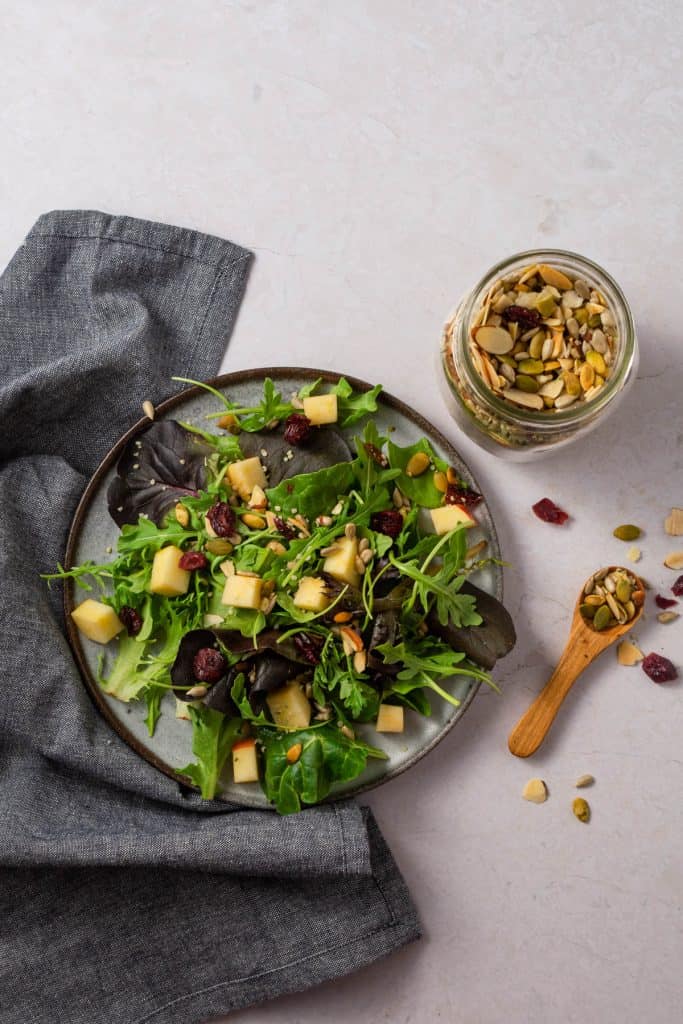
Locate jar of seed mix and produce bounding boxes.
[439,250,638,459]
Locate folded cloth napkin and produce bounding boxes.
[0,211,420,1024]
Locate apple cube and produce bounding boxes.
[266,682,312,729]
[323,535,360,587]
[430,504,476,535]
[232,738,259,783]
[293,576,330,613]
[175,697,193,721]
[221,573,263,610]
[375,704,405,733]
[71,599,124,645]
[150,545,191,596]
[302,393,338,426]
[228,457,267,500]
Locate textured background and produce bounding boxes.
[2,2,682,1022]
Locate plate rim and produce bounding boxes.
[63,367,503,805]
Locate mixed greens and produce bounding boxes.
[46,377,515,813]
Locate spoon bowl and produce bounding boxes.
[508,566,644,758]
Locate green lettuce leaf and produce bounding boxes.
[258,724,387,815]
[387,438,448,508]
[178,706,243,799]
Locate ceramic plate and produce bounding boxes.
[64,368,503,807]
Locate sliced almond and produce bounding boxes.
[664,551,683,570]
[475,325,514,355]
[219,559,236,577]
[664,508,683,536]
[502,388,544,411]
[340,626,364,655]
[522,778,548,804]
[617,638,644,666]
[249,484,268,510]
[538,264,573,290]
[537,377,564,400]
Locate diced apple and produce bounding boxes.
[430,504,476,535]
[203,613,224,627]
[232,738,259,783]
[302,393,338,425]
[323,534,360,587]
[228,457,267,500]
[293,576,330,613]
[375,704,405,733]
[221,573,263,609]
[150,545,191,596]
[175,697,193,721]
[71,599,124,644]
[266,682,312,729]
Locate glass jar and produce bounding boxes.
[439,249,638,460]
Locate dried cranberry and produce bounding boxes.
[655,594,678,610]
[641,652,678,683]
[502,305,542,328]
[672,576,683,597]
[119,605,142,636]
[178,550,208,571]
[206,501,236,537]
[294,632,324,665]
[370,509,404,538]
[445,483,482,507]
[283,414,312,446]
[532,498,569,525]
[363,442,389,468]
[192,647,226,684]
[273,515,298,540]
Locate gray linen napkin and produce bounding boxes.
[0,211,420,1024]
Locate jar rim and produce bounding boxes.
[458,248,636,427]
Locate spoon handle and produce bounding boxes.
[508,638,600,758]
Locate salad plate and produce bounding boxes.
[61,368,509,809]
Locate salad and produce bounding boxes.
[47,376,515,813]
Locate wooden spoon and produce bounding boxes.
[508,567,644,758]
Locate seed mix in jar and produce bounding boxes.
[469,263,618,412]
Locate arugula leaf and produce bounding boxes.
[178,706,243,799]
[313,638,379,720]
[177,420,243,462]
[258,724,387,814]
[387,438,448,507]
[391,527,482,627]
[266,460,357,519]
[330,378,382,427]
[377,638,494,708]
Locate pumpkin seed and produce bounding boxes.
[579,363,595,391]
[615,579,632,604]
[515,374,540,393]
[405,452,430,477]
[572,797,591,823]
[584,593,605,606]
[579,602,596,618]
[433,470,448,493]
[657,611,679,624]
[517,358,545,375]
[613,524,641,541]
[592,604,613,631]
[562,371,581,396]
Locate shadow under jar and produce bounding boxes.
[439,249,638,460]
